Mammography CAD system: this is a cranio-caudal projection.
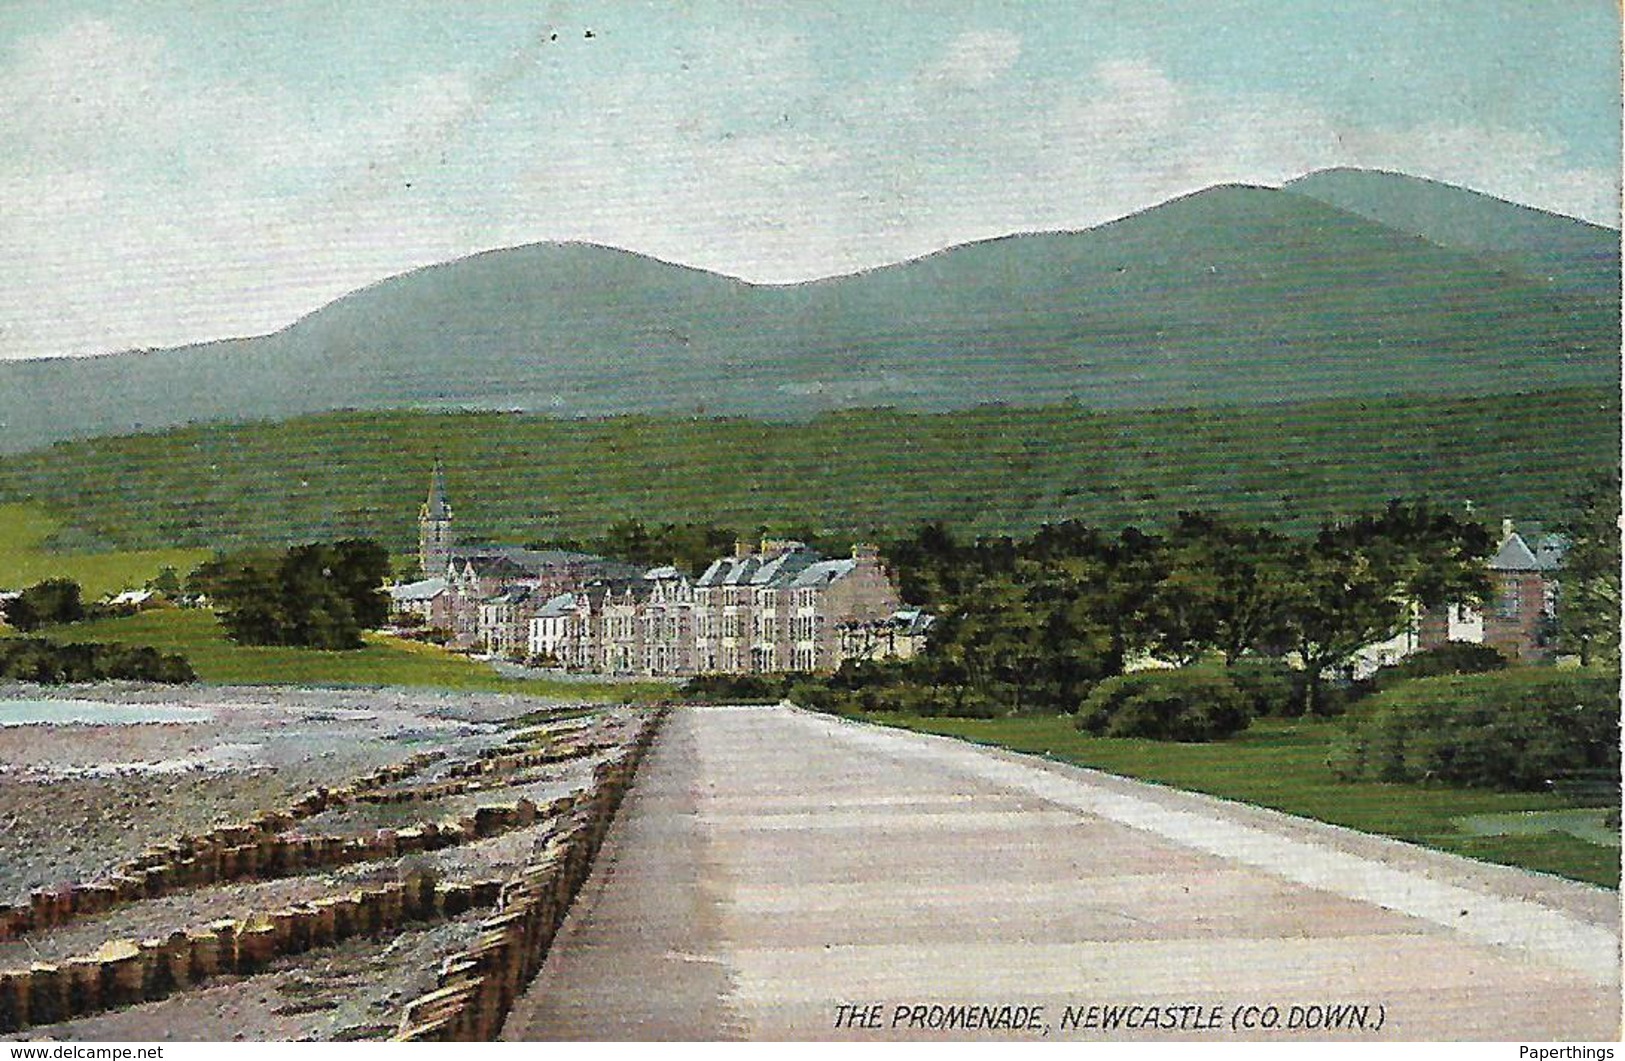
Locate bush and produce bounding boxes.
[1328,670,1620,791]
[1077,667,1251,741]
[681,672,806,703]
[1226,658,1304,717]
[0,638,196,684]
[4,579,86,632]
[1372,642,1508,689]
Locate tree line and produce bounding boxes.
[874,500,1504,717]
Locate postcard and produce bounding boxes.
[0,2,1618,1048]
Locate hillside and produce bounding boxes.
[1285,168,1621,301]
[0,388,1614,558]
[0,172,1617,454]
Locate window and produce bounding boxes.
[1499,581,1523,620]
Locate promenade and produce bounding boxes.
[503,704,1621,1041]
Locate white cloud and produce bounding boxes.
[924,30,1023,88]
[0,18,487,357]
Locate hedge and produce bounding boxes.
[1327,669,1620,791]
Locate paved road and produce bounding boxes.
[503,704,1621,1041]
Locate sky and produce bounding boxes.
[0,1,1618,361]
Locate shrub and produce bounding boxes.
[1226,658,1303,717]
[0,638,196,684]
[1372,642,1508,689]
[1076,667,1251,741]
[1328,670,1620,791]
[4,578,86,632]
[681,672,806,703]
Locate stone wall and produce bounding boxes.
[393,711,664,1041]
[0,710,665,1039]
[0,874,506,1034]
[0,729,615,941]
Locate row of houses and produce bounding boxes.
[389,464,930,677]
[394,463,1572,680]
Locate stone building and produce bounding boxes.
[525,538,909,677]
[1418,518,1566,662]
[403,463,918,674]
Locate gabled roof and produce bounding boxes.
[1488,532,1542,572]
[533,592,579,619]
[788,558,857,588]
[697,556,762,587]
[644,565,683,581]
[751,547,820,586]
[390,578,448,602]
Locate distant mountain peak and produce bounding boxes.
[0,171,1616,455]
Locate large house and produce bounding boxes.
[396,462,920,675]
[1350,517,1567,677]
[1418,518,1566,662]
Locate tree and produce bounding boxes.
[590,519,742,576]
[189,539,391,649]
[1280,501,1492,713]
[5,578,86,632]
[147,565,184,599]
[1554,472,1621,668]
[1147,512,1295,665]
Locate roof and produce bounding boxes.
[1488,532,1542,572]
[453,546,635,580]
[390,578,448,602]
[697,556,762,587]
[751,547,820,586]
[1530,533,1569,571]
[889,608,936,635]
[533,592,579,619]
[107,589,155,606]
[643,565,683,581]
[788,558,857,588]
[483,586,537,606]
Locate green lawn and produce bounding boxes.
[21,608,668,701]
[854,712,1620,888]
[0,502,208,598]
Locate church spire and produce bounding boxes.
[424,458,451,522]
[419,458,454,577]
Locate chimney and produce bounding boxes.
[734,539,754,559]
[1501,518,1515,541]
[852,543,881,563]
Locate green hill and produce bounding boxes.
[0,389,1614,558]
[1285,168,1621,301]
[1,174,1616,454]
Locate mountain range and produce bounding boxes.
[0,167,1617,454]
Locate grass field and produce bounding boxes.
[0,503,208,598]
[0,388,1616,557]
[851,712,1620,888]
[19,608,669,700]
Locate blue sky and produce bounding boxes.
[0,1,1618,360]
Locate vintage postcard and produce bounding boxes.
[0,1,1618,1049]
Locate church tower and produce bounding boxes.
[419,459,454,578]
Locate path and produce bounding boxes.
[502,704,1621,1041]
